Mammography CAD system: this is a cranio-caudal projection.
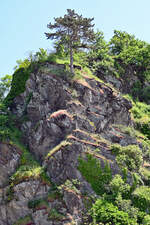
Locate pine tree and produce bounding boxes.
[45,9,95,73]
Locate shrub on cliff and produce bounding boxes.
[90,198,137,225]
[111,144,143,172]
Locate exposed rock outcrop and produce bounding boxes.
[0,63,143,224]
[0,143,21,187]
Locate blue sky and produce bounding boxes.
[1,0,150,77]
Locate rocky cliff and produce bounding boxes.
[0,63,149,224]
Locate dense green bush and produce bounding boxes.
[111,144,143,172]
[131,101,150,138]
[90,198,137,225]
[0,104,19,141]
[109,175,130,199]
[132,186,150,212]
[140,168,150,185]
[4,67,31,106]
[115,195,139,221]
[142,215,150,225]
[78,154,112,195]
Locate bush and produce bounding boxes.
[13,215,33,225]
[140,168,150,185]
[136,117,150,139]
[0,110,16,141]
[115,195,139,220]
[90,198,137,225]
[132,186,150,212]
[140,86,150,103]
[130,101,150,138]
[143,215,150,225]
[109,175,130,199]
[78,154,112,195]
[111,144,143,172]
[4,67,30,106]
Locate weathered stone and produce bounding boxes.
[4,62,136,224]
[0,143,20,187]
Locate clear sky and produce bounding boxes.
[1,0,150,77]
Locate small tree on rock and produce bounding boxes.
[45,9,95,73]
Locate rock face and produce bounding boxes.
[0,143,20,187]
[0,63,137,224]
[12,65,132,180]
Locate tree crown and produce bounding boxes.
[45,9,95,48]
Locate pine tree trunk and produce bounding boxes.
[70,46,74,73]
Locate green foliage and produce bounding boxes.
[14,58,31,71]
[132,80,142,99]
[4,51,49,106]
[111,144,143,172]
[10,141,51,186]
[140,168,150,185]
[0,104,51,186]
[0,74,12,101]
[132,81,150,103]
[47,52,58,63]
[4,67,31,106]
[90,198,137,225]
[136,117,150,139]
[78,154,112,195]
[143,215,150,225]
[141,86,150,103]
[132,186,150,212]
[115,195,139,221]
[47,190,63,201]
[140,139,150,161]
[45,9,95,73]
[109,30,149,80]
[28,198,49,210]
[11,164,47,185]
[0,105,19,141]
[109,175,130,199]
[113,124,145,139]
[48,208,65,221]
[46,140,71,160]
[13,215,33,225]
[109,30,140,55]
[35,48,48,62]
[131,100,150,119]
[88,31,117,77]
[60,179,81,194]
[5,185,14,202]
[131,101,150,138]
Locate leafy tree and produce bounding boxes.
[109,30,140,55]
[88,31,115,76]
[45,9,95,73]
[109,30,150,85]
[0,74,12,101]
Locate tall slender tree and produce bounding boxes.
[45,9,95,73]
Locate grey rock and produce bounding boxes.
[0,143,20,187]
